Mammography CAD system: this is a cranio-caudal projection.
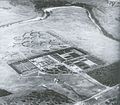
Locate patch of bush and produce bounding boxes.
[88,61,120,86]
[0,89,12,97]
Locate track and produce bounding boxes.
[0,3,119,42]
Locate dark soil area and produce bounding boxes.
[88,61,120,86]
[32,0,70,10]
[0,89,12,97]
[6,89,74,105]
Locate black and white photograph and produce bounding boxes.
[0,0,120,105]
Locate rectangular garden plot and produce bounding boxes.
[8,47,104,76]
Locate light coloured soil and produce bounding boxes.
[0,1,37,26]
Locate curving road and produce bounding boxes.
[0,3,119,42]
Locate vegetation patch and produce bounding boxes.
[5,89,74,105]
[88,61,120,86]
[0,89,12,97]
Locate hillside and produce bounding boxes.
[8,0,120,42]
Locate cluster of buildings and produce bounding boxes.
[8,47,104,76]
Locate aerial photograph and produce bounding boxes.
[0,0,120,105]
